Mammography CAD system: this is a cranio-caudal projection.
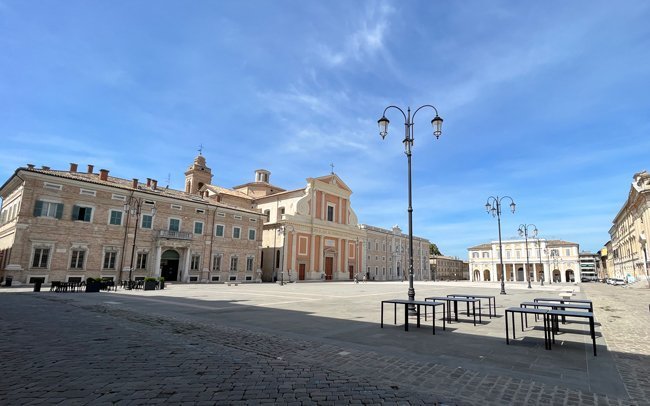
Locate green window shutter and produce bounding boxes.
[55,203,64,219]
[72,205,80,220]
[84,208,92,222]
[33,200,43,216]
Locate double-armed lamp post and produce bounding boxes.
[518,224,538,289]
[536,238,544,286]
[378,105,443,313]
[485,196,516,295]
[124,197,156,286]
[278,224,294,286]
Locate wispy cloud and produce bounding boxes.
[318,2,393,67]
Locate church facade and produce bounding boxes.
[0,155,430,284]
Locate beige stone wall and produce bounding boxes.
[0,169,263,285]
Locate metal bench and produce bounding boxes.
[505,307,551,350]
[381,299,446,334]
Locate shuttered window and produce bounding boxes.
[72,205,92,222]
[33,201,63,219]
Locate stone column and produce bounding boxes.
[153,246,162,278]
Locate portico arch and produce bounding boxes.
[161,250,180,281]
[483,269,491,281]
[474,269,480,281]
[565,269,575,283]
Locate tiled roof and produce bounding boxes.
[546,239,578,246]
[468,243,492,250]
[204,184,253,200]
[16,167,261,215]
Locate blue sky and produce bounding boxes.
[1,1,649,258]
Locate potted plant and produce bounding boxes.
[158,276,165,290]
[143,277,158,291]
[85,277,101,293]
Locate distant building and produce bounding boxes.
[579,251,600,280]
[608,170,650,279]
[468,239,580,283]
[430,255,468,281]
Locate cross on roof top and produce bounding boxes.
[330,163,334,174]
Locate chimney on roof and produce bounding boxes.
[146,178,151,187]
[151,179,158,190]
[26,164,35,169]
[87,164,94,174]
[70,163,78,173]
[41,165,50,170]
[132,178,138,189]
[99,169,109,181]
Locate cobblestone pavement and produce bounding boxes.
[1,281,648,405]
[582,282,650,405]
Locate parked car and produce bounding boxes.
[581,276,598,282]
[609,278,626,286]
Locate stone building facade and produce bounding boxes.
[608,170,650,280]
[468,239,580,283]
[430,255,469,281]
[0,156,430,284]
[361,225,430,282]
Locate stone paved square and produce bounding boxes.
[1,280,648,405]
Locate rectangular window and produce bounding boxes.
[136,252,148,269]
[169,218,180,232]
[70,250,85,269]
[103,251,117,269]
[327,205,335,221]
[72,205,92,222]
[32,248,50,268]
[232,227,241,239]
[190,254,201,271]
[141,214,153,229]
[249,218,257,222]
[109,210,123,225]
[194,221,203,235]
[565,248,571,256]
[112,194,126,201]
[246,257,254,272]
[215,224,225,237]
[43,182,62,190]
[212,255,222,271]
[234,215,242,220]
[196,209,205,214]
[33,201,64,219]
[248,228,256,240]
[171,204,182,210]
[217,212,225,217]
[230,256,238,271]
[80,188,96,197]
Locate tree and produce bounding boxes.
[429,243,442,256]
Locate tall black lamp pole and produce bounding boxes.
[536,238,544,286]
[518,224,537,289]
[378,105,443,314]
[485,196,516,295]
[124,198,156,288]
[278,224,294,286]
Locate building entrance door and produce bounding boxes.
[325,257,333,280]
[349,265,354,279]
[298,263,305,280]
[161,249,180,281]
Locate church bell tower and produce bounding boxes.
[184,153,213,195]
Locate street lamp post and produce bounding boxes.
[278,224,294,286]
[518,224,538,289]
[485,196,516,295]
[378,104,443,313]
[536,238,544,286]
[124,197,156,288]
[545,248,552,285]
[639,231,649,288]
